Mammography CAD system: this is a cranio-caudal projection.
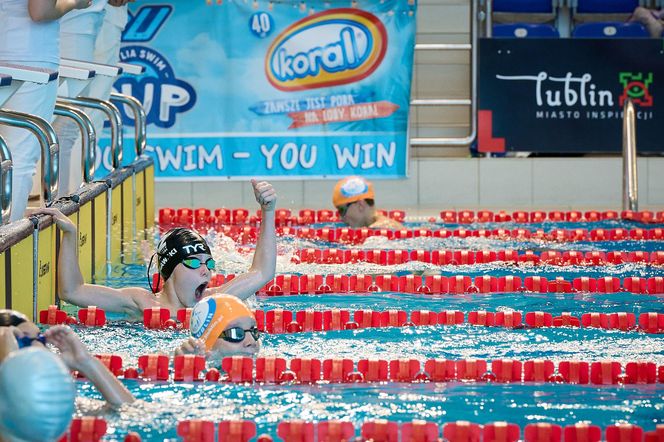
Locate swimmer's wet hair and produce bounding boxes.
[0,309,28,327]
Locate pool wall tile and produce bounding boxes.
[479,159,533,208]
[192,181,244,208]
[532,158,622,207]
[154,158,664,210]
[155,181,193,208]
[419,158,479,208]
[646,158,663,206]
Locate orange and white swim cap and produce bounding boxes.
[190,294,254,350]
[332,176,375,207]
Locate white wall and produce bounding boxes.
[155,157,664,213]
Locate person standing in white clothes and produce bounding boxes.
[0,0,91,222]
[52,0,110,197]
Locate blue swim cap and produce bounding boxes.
[0,348,75,442]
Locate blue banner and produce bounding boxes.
[97,0,417,180]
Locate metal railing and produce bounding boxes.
[58,96,124,170]
[410,0,479,148]
[0,110,59,205]
[54,103,96,184]
[110,93,146,157]
[622,98,638,211]
[0,135,11,224]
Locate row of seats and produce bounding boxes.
[59,417,664,442]
[493,21,651,37]
[491,0,662,38]
[494,0,655,14]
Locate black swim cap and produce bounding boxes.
[0,309,28,327]
[156,228,212,281]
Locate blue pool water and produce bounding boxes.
[65,222,663,440]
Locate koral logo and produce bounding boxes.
[265,8,387,91]
[619,72,653,107]
[182,243,206,254]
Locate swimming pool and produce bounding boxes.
[64,214,663,440]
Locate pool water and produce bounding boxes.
[66,221,663,440]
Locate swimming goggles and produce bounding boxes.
[336,201,357,217]
[219,327,262,343]
[182,257,215,271]
[16,333,47,349]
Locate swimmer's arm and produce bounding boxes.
[215,180,277,300]
[32,208,153,316]
[45,326,135,408]
[28,0,91,22]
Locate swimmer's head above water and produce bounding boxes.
[332,176,404,229]
[0,309,45,350]
[332,176,377,227]
[0,347,76,442]
[150,228,215,306]
[190,294,260,359]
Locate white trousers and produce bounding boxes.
[52,32,97,197]
[52,17,125,197]
[0,61,58,221]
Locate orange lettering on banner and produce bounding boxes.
[288,101,399,128]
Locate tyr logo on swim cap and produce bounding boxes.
[333,176,375,207]
[190,294,254,350]
[156,228,212,280]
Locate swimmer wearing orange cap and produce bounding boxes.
[176,294,260,360]
[333,176,404,229]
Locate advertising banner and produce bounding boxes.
[478,38,662,154]
[99,0,417,180]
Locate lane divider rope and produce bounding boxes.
[83,354,664,385]
[40,306,664,334]
[289,248,664,266]
[159,207,664,226]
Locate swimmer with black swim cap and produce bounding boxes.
[32,179,278,319]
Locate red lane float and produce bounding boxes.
[77,306,106,326]
[255,274,664,296]
[76,356,664,387]
[159,208,664,227]
[300,247,664,267]
[158,212,664,244]
[177,420,216,442]
[254,309,661,334]
[55,305,663,335]
[59,417,108,442]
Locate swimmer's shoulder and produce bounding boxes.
[369,215,404,230]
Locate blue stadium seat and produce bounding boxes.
[493,23,560,37]
[576,0,639,13]
[572,22,649,37]
[493,0,554,13]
